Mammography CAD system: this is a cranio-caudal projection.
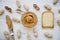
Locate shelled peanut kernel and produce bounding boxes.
[5,6,12,13]
[44,5,51,11]
[4,31,10,40]
[53,0,58,5]
[27,34,31,40]
[16,9,23,15]
[23,5,29,11]
[57,20,60,26]
[17,30,21,39]
[44,32,52,38]
[0,10,4,16]
[12,18,20,23]
[58,9,60,13]
[33,28,38,38]
[33,4,40,11]
[16,0,21,8]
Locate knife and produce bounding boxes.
[6,15,15,40]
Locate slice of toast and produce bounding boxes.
[42,11,54,28]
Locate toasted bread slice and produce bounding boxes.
[42,11,54,28]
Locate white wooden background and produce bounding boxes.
[0,0,60,40]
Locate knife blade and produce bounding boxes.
[6,15,15,40]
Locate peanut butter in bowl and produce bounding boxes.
[21,12,38,28]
